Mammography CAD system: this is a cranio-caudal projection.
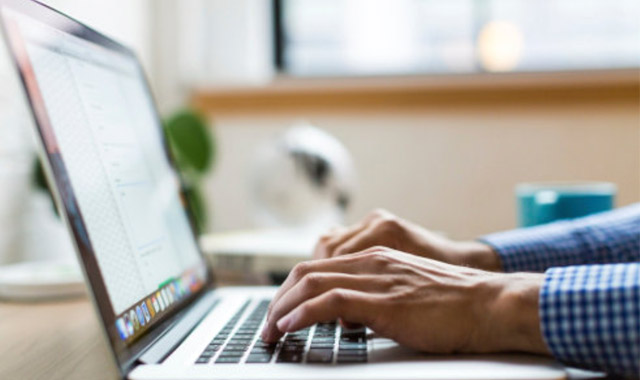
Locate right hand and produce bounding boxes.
[264,247,547,355]
[313,209,502,272]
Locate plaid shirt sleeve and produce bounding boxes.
[481,203,640,273]
[540,263,640,377]
[480,203,640,377]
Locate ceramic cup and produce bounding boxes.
[516,181,616,228]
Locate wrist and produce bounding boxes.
[484,273,549,355]
[455,241,503,272]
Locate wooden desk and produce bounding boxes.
[0,298,120,380]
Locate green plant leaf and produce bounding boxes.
[164,110,215,176]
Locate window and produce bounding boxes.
[276,0,640,77]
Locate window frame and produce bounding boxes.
[272,0,640,78]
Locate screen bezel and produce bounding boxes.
[0,0,215,375]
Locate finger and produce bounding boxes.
[263,273,386,342]
[339,319,363,330]
[312,209,391,260]
[364,208,394,224]
[313,221,369,260]
[276,289,379,335]
[332,218,398,257]
[267,253,372,322]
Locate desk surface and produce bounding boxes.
[0,297,607,380]
[0,298,120,380]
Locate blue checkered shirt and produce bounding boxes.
[482,203,640,378]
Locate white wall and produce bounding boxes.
[150,0,274,113]
[204,101,640,240]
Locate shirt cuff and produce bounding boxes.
[539,264,640,377]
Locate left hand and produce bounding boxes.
[261,247,549,355]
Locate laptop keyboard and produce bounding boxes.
[195,299,368,365]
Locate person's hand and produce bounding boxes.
[314,209,502,272]
[262,247,549,355]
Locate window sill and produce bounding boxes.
[191,69,639,115]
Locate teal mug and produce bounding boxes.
[516,182,616,228]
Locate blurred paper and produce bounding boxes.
[200,229,318,258]
[200,229,319,285]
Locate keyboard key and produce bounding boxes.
[306,348,333,363]
[337,355,367,364]
[253,345,275,351]
[277,352,303,363]
[285,336,307,342]
[283,341,306,347]
[310,343,335,349]
[246,354,272,363]
[339,343,367,350]
[229,339,252,345]
[215,356,242,364]
[280,345,305,353]
[195,357,210,364]
[340,336,365,344]
[253,343,278,349]
[223,345,249,351]
[338,349,367,357]
[311,337,335,342]
[218,350,244,358]
[252,343,277,350]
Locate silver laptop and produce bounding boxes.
[0,1,565,379]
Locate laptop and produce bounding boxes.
[0,1,566,379]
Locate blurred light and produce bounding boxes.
[477,21,524,72]
[344,0,417,73]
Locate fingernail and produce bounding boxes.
[261,322,270,340]
[277,313,294,332]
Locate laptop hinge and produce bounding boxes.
[137,291,220,364]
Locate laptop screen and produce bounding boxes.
[0,0,211,368]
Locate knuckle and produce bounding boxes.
[370,208,389,219]
[333,248,345,257]
[372,245,390,253]
[378,216,401,232]
[334,246,351,256]
[316,233,333,246]
[302,272,323,289]
[380,276,396,289]
[324,240,340,254]
[291,262,309,280]
[328,288,348,308]
[371,250,392,267]
[362,245,388,254]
